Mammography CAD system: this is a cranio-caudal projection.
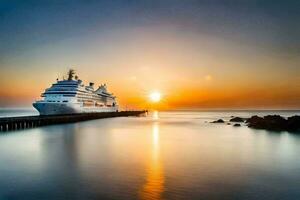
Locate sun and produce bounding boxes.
[149,92,161,103]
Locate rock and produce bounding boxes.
[247,115,284,131]
[287,115,300,131]
[233,123,241,127]
[230,117,245,122]
[246,115,300,132]
[227,123,231,125]
[211,119,225,123]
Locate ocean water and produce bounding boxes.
[0,110,300,200]
[0,108,38,118]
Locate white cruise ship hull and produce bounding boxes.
[33,102,118,115]
[33,70,119,115]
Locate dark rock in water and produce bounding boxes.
[247,115,284,131]
[246,115,300,132]
[211,119,225,123]
[230,117,245,122]
[233,123,241,127]
[246,115,263,124]
[287,116,300,131]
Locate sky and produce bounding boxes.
[0,0,299,109]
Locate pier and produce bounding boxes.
[0,111,147,132]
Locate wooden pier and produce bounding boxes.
[0,111,147,132]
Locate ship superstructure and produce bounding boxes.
[33,69,118,115]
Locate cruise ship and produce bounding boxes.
[33,69,118,115]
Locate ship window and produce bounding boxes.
[63,100,68,102]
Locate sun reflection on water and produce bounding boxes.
[139,120,164,200]
[152,110,159,120]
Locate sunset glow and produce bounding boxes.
[1,1,299,200]
[0,1,299,110]
[149,92,161,103]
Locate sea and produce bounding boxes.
[0,108,300,200]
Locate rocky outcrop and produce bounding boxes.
[211,119,225,123]
[246,115,300,132]
[287,116,300,131]
[233,123,241,127]
[230,117,245,122]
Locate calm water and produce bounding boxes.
[0,108,38,118]
[0,110,300,200]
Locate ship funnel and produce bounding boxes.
[89,82,94,87]
[67,69,75,80]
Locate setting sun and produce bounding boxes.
[149,92,161,103]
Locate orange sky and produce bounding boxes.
[0,22,299,109]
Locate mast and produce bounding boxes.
[67,69,75,80]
